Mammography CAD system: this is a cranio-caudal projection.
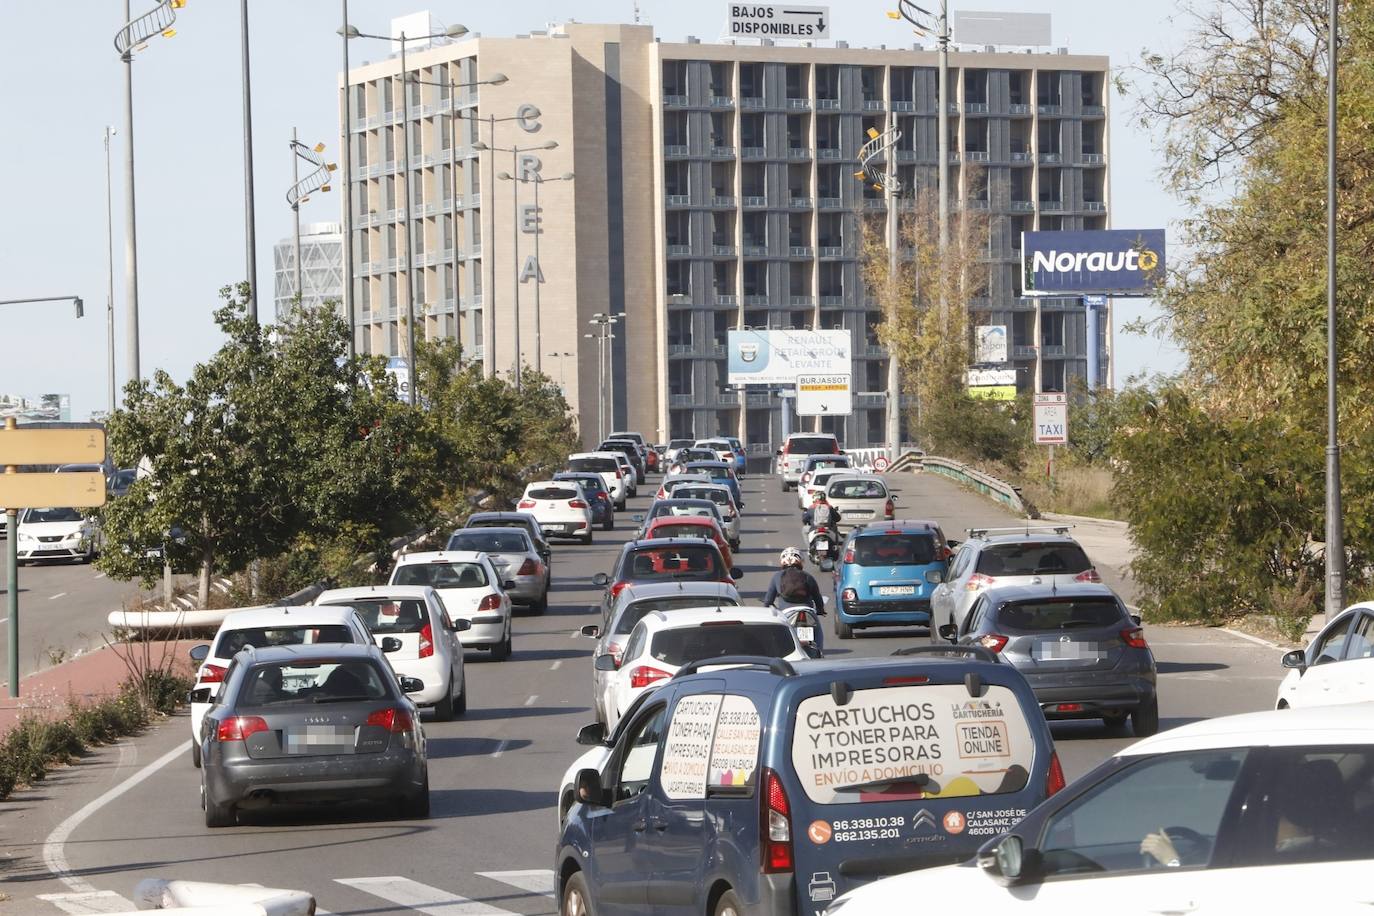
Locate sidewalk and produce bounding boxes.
[0,639,199,739]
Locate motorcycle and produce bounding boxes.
[807,524,838,570]
[781,604,824,658]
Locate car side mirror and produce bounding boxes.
[189,644,210,663]
[592,572,610,587]
[450,618,472,632]
[925,569,944,584]
[503,580,517,591]
[574,767,608,807]
[947,539,961,550]
[576,722,607,746]
[977,834,1035,886]
[594,653,619,671]
[398,676,425,694]
[938,623,958,642]
[774,448,782,456]
[380,636,403,653]
[632,514,644,523]
[580,624,601,639]
[1282,648,1307,673]
[1129,613,1142,627]
[188,687,213,704]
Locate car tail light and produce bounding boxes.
[978,633,1008,653]
[801,472,812,485]
[841,587,857,602]
[518,558,538,576]
[569,499,589,509]
[477,593,502,611]
[198,663,228,684]
[366,707,416,733]
[1074,568,1103,583]
[216,715,269,742]
[1046,750,1066,796]
[1054,703,1083,713]
[615,468,624,478]
[517,499,536,509]
[418,622,435,658]
[1120,627,1148,649]
[760,767,793,873]
[629,665,671,689]
[609,581,630,599]
[607,640,625,664]
[844,547,855,564]
[596,491,608,501]
[884,499,894,518]
[965,572,995,592]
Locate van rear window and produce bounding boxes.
[790,684,1036,805]
[787,436,838,455]
[996,599,1123,631]
[527,486,578,501]
[569,458,617,473]
[851,534,936,566]
[977,543,1092,576]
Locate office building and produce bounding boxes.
[272,222,345,322]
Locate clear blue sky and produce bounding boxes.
[0,0,1188,420]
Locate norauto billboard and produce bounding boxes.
[1021,229,1166,297]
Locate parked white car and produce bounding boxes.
[315,585,469,720]
[15,506,101,564]
[568,452,630,510]
[390,550,514,660]
[517,480,594,544]
[826,703,1374,915]
[186,604,374,767]
[1276,603,1374,709]
[597,606,808,731]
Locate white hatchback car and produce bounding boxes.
[315,585,469,720]
[826,703,1374,915]
[390,550,514,660]
[568,452,630,510]
[15,506,101,564]
[518,480,594,544]
[596,606,808,731]
[1276,603,1374,709]
[186,604,374,767]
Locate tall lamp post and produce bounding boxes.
[1325,0,1344,620]
[113,0,182,388]
[497,169,573,375]
[343,21,469,405]
[286,132,337,308]
[103,127,118,415]
[546,350,574,392]
[587,312,621,440]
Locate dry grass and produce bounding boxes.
[1018,464,1118,520]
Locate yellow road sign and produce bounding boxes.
[0,472,107,509]
[0,428,106,466]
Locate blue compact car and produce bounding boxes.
[833,521,951,639]
[726,436,748,476]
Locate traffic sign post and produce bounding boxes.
[0,418,108,697]
[1033,393,1068,482]
[795,373,852,417]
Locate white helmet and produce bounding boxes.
[780,547,804,567]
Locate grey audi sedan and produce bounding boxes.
[198,643,429,827]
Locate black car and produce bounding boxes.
[553,471,615,531]
[942,582,1159,735]
[598,439,645,481]
[459,511,552,566]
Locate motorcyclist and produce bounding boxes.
[763,547,827,654]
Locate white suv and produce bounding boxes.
[1276,603,1374,709]
[568,452,630,510]
[390,550,514,660]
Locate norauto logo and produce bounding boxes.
[1032,248,1159,274]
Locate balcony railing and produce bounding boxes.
[863,198,886,210]
[965,102,989,113]
[662,94,688,106]
[819,246,850,258]
[789,246,814,258]
[741,146,767,159]
[1037,104,1062,115]
[1040,344,1067,358]
[819,295,845,306]
[666,244,691,256]
[710,96,735,109]
[1082,105,1106,117]
[787,98,810,110]
[740,96,766,109]
[1039,199,1066,212]
[816,148,845,159]
[1038,152,1062,164]
[789,294,815,306]
[715,294,738,306]
[1010,151,1031,162]
[788,196,813,209]
[966,199,990,210]
[965,150,991,161]
[1082,153,1106,164]
[818,197,843,209]
[1083,201,1107,212]
[711,195,737,208]
[1012,344,1037,360]
[711,146,736,159]
[891,99,916,112]
[669,394,696,407]
[742,196,768,208]
[742,294,770,305]
[742,245,767,257]
[816,97,840,109]
[1010,200,1035,211]
[787,148,811,160]
[712,244,737,257]
[1009,103,1031,115]
[666,194,690,206]
[862,99,885,110]
[664,144,689,158]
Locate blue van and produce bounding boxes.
[556,650,1062,916]
[833,522,951,640]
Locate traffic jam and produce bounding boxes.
[188,431,1374,915]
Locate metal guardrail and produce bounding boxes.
[914,455,1032,516]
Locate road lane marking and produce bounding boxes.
[476,869,555,900]
[549,660,561,671]
[490,738,511,758]
[524,694,538,706]
[43,741,183,893]
[49,592,68,600]
[1218,627,1284,650]
[336,876,519,914]
[36,890,137,914]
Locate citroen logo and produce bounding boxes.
[912,808,938,833]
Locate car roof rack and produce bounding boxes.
[891,645,1000,663]
[674,655,797,678]
[966,525,1073,539]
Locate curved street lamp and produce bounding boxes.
[286,133,337,308]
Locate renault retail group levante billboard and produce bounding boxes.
[1021,229,1166,297]
[727,329,851,385]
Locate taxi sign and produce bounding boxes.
[0,472,107,509]
[0,427,106,466]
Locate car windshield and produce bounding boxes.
[828,479,887,499]
[788,436,837,455]
[336,599,430,634]
[110,469,137,489]
[614,596,741,635]
[977,542,1092,576]
[393,562,489,589]
[22,507,83,524]
[213,624,356,657]
[447,531,530,553]
[569,457,617,473]
[237,660,390,706]
[852,533,936,566]
[650,523,715,540]
[527,486,578,501]
[648,623,795,667]
[620,545,723,580]
[998,599,1123,631]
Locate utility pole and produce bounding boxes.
[340,0,355,358]
[120,0,141,385]
[1325,0,1345,620]
[241,0,259,321]
[104,127,118,415]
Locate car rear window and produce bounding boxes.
[238,660,391,706]
[556,475,603,494]
[852,533,936,566]
[791,684,1037,805]
[649,502,716,521]
[808,457,849,470]
[336,599,429,634]
[614,596,742,635]
[650,523,715,541]
[467,516,531,532]
[676,488,730,506]
[996,599,1123,631]
[569,457,617,473]
[787,436,838,455]
[669,439,694,449]
[828,479,888,499]
[527,486,578,501]
[648,623,795,667]
[446,531,530,553]
[393,562,489,589]
[213,625,356,658]
[977,542,1092,576]
[621,545,723,580]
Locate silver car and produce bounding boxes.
[824,474,895,535]
[670,483,741,549]
[443,527,550,613]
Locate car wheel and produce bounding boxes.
[400,774,430,819]
[491,628,513,661]
[454,672,468,716]
[191,739,201,769]
[203,781,236,828]
[603,514,614,531]
[1131,698,1160,737]
[581,532,594,546]
[714,889,743,916]
[779,478,788,492]
[532,590,549,614]
[835,616,853,640]
[433,684,455,722]
[1103,713,1130,735]
[616,500,627,512]
[562,871,595,916]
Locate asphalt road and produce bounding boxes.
[1,471,1287,915]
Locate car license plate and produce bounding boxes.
[847,509,874,518]
[542,525,563,534]
[877,585,916,596]
[284,725,353,754]
[1034,641,1097,661]
[814,538,830,551]
[797,626,815,644]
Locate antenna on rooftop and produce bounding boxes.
[633,0,641,23]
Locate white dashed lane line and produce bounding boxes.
[49,592,68,600]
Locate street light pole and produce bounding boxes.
[104,126,117,415]
[1325,0,1345,621]
[399,31,418,404]
[292,127,302,301]
[241,0,259,322]
[511,145,520,387]
[340,0,355,358]
[120,0,141,386]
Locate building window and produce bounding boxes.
[1042,359,1066,392]
[668,310,692,347]
[1042,312,1065,347]
[669,360,693,396]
